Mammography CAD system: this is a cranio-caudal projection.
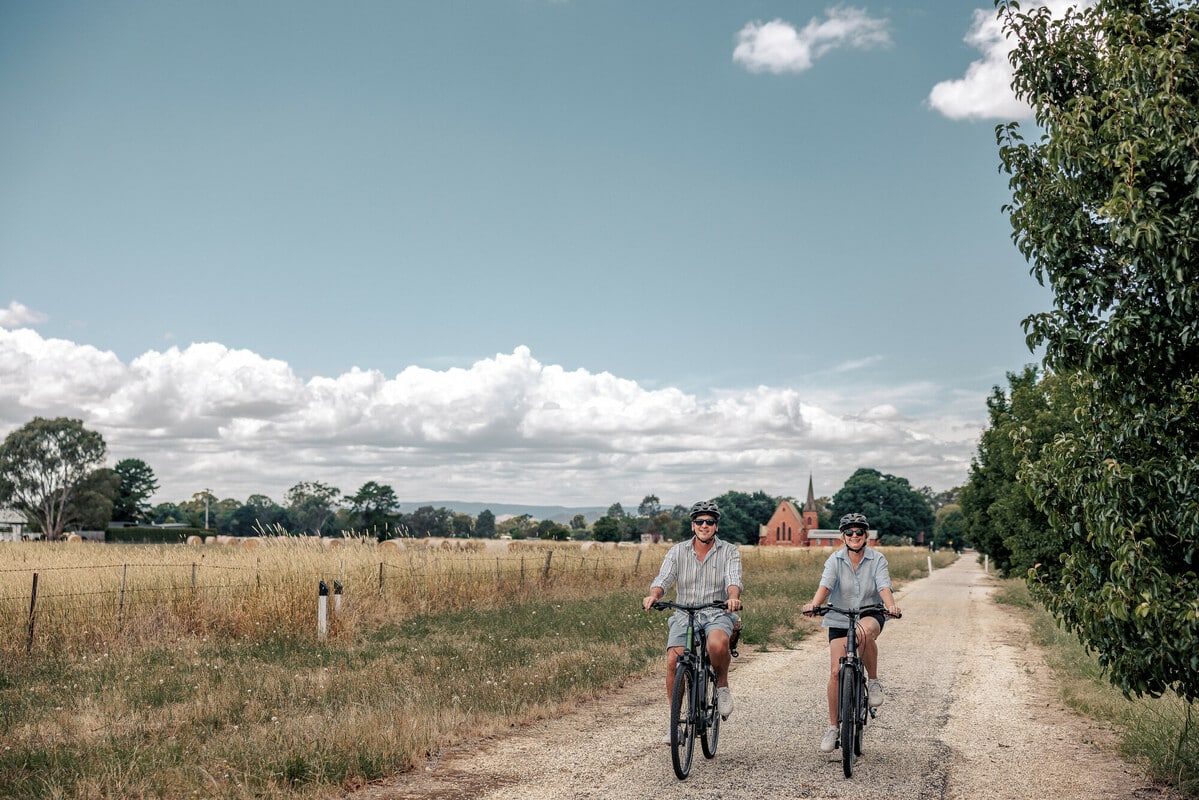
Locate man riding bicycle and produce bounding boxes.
[801,512,900,753]
[642,500,743,740]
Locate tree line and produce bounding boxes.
[0,416,954,546]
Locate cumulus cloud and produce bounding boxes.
[0,326,985,506]
[0,301,48,328]
[929,1,1094,121]
[733,8,890,74]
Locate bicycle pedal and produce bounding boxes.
[869,707,877,720]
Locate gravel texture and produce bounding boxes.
[348,556,1179,800]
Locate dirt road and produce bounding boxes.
[351,556,1172,800]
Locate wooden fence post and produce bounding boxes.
[26,572,38,655]
[542,551,553,581]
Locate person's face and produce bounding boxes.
[692,516,718,542]
[842,527,867,550]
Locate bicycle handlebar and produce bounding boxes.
[805,603,902,620]
[650,600,729,612]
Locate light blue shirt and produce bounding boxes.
[818,546,892,630]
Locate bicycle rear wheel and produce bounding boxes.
[700,669,720,759]
[670,667,696,779]
[838,664,857,778]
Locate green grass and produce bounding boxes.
[994,578,1198,797]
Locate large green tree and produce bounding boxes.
[830,469,934,544]
[284,481,342,535]
[111,458,159,523]
[0,417,107,540]
[998,0,1199,700]
[960,367,1079,577]
[346,481,400,533]
[711,490,778,545]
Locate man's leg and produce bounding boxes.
[665,646,684,700]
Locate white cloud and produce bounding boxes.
[0,301,48,328]
[0,328,986,507]
[929,2,1094,121]
[733,8,890,74]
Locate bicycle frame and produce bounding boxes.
[810,602,898,778]
[651,599,727,780]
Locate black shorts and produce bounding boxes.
[827,613,885,641]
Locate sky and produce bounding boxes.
[0,1,1078,511]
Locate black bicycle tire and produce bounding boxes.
[854,670,866,756]
[838,663,856,778]
[670,666,696,779]
[700,668,720,759]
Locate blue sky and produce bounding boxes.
[0,2,1075,510]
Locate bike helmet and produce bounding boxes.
[838,512,869,531]
[689,500,721,520]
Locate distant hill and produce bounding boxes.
[400,501,611,525]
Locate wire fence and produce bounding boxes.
[0,540,663,658]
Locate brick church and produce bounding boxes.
[757,475,877,547]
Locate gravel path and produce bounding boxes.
[349,556,1176,800]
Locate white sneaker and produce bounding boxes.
[717,687,734,719]
[868,678,884,708]
[819,726,838,752]
[662,730,671,744]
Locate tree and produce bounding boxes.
[0,417,107,540]
[66,467,120,531]
[111,458,159,523]
[830,469,934,544]
[346,481,399,532]
[284,481,341,534]
[711,490,777,545]
[933,505,967,553]
[637,495,661,518]
[606,502,626,519]
[960,367,1078,576]
[536,518,570,541]
[591,515,621,543]
[569,513,587,531]
[227,494,289,536]
[403,505,453,538]
[998,0,1199,701]
[475,509,496,538]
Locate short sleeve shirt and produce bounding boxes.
[651,537,743,607]
[818,546,892,630]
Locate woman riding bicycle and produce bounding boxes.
[642,500,743,738]
[801,512,900,753]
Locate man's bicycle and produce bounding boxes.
[650,599,732,779]
[806,603,901,777]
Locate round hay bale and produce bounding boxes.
[240,537,260,549]
[378,538,406,551]
[186,535,203,546]
[322,537,343,549]
[66,533,82,543]
[205,535,218,545]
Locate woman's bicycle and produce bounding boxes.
[806,603,901,778]
[650,599,731,779]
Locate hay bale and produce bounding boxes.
[240,537,260,549]
[378,538,406,551]
[322,537,343,549]
[186,535,203,545]
[66,533,82,543]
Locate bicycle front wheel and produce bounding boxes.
[700,669,720,759]
[838,664,857,778]
[854,672,866,757]
[670,666,696,779]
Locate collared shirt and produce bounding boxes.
[651,536,743,608]
[818,546,892,629]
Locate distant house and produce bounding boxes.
[0,507,26,542]
[757,476,876,548]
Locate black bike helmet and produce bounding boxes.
[838,512,869,531]
[689,500,721,520]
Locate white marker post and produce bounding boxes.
[928,555,933,575]
[318,580,329,641]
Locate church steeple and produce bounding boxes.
[804,474,817,512]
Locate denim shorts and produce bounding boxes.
[667,609,738,648]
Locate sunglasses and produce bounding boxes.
[693,518,718,527]
[843,530,867,538]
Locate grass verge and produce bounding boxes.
[993,578,1198,798]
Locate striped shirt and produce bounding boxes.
[650,536,743,607]
[818,546,893,630]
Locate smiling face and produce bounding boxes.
[691,516,718,543]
